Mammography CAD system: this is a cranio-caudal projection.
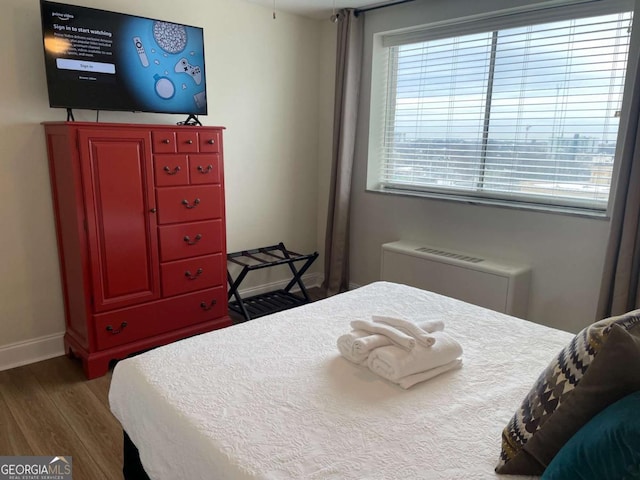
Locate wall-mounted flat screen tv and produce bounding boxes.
[40,0,207,115]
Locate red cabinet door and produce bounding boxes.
[78,129,160,312]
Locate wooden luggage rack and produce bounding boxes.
[227,243,319,321]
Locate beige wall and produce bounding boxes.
[0,0,333,363]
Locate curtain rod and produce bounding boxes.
[354,0,416,17]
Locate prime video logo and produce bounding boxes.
[51,11,74,21]
[0,456,72,479]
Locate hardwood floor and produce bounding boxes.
[0,356,120,479]
[0,287,326,480]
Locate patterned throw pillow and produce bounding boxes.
[495,309,640,475]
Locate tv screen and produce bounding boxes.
[40,0,207,116]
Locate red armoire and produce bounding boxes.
[43,122,232,378]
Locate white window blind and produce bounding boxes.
[379,9,633,211]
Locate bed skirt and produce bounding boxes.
[123,431,151,480]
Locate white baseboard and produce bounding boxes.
[0,332,65,372]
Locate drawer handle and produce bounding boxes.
[185,268,204,280]
[163,165,181,175]
[181,198,201,209]
[183,234,202,245]
[207,139,215,145]
[162,139,171,144]
[186,139,194,144]
[197,165,213,174]
[200,300,218,312]
[200,299,218,311]
[106,321,128,335]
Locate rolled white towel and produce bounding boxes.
[416,319,445,333]
[372,315,439,347]
[353,320,445,355]
[367,331,463,382]
[353,334,393,356]
[398,358,463,389]
[373,316,444,334]
[350,320,415,351]
[337,330,369,364]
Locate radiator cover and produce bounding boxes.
[381,240,530,318]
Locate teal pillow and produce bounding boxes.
[541,391,640,480]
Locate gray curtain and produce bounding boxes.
[597,51,640,318]
[322,9,363,296]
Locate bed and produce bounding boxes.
[108,281,576,479]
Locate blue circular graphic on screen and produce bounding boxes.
[153,74,175,99]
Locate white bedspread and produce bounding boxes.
[109,282,573,480]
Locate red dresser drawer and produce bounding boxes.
[161,253,224,297]
[93,286,228,350]
[152,131,177,153]
[156,185,222,224]
[177,131,199,153]
[189,154,220,185]
[158,219,222,262]
[154,155,189,186]
[199,130,221,153]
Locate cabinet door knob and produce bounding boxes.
[162,139,171,144]
[207,139,215,145]
[149,208,157,213]
[187,139,194,144]
[181,198,200,209]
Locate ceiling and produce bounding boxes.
[244,0,398,20]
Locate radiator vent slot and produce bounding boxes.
[415,247,484,264]
[381,240,531,318]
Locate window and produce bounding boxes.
[374,7,633,213]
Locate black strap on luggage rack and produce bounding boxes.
[227,242,319,322]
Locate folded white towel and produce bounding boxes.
[367,331,463,382]
[350,320,415,351]
[337,330,369,364]
[372,315,439,347]
[398,358,463,389]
